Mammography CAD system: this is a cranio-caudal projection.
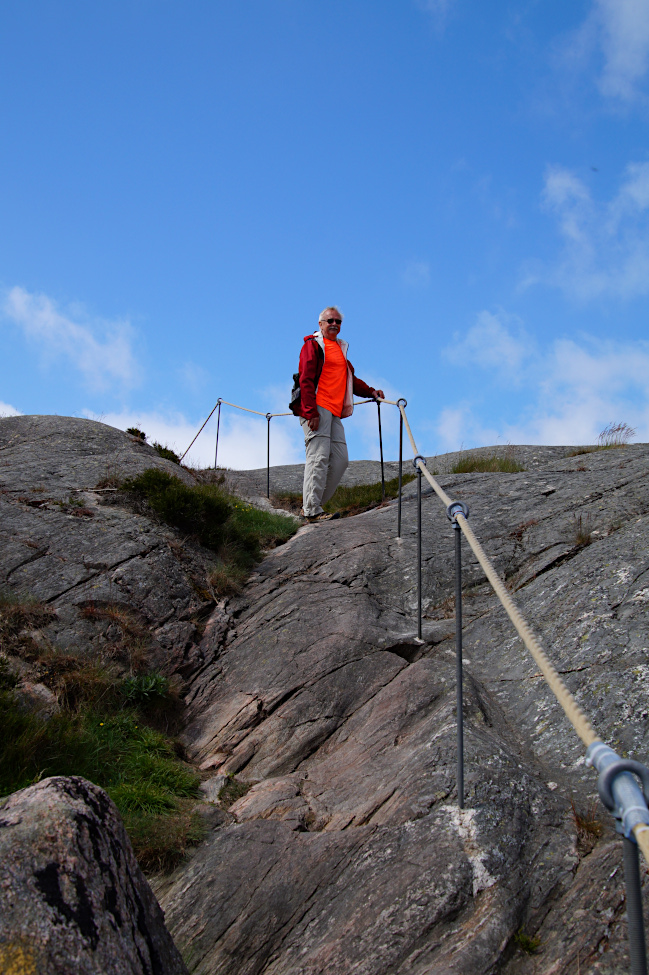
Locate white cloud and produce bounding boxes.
[439,315,649,447]
[528,162,649,300]
[562,0,649,103]
[86,407,304,471]
[402,261,430,287]
[444,310,532,373]
[3,286,139,391]
[0,401,22,417]
[594,0,649,100]
[179,361,210,393]
[435,404,501,452]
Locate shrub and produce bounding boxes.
[126,427,147,441]
[122,469,232,549]
[122,470,299,581]
[152,442,180,464]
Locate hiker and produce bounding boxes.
[293,306,384,523]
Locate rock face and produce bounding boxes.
[0,415,219,682]
[0,776,187,975]
[2,415,649,974]
[158,441,649,974]
[227,443,575,497]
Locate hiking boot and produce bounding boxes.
[306,512,338,523]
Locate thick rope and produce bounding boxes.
[397,402,599,749]
[634,824,649,862]
[400,401,649,860]
[218,399,291,418]
[178,393,649,855]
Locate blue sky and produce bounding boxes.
[1,0,648,468]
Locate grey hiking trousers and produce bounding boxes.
[300,407,349,516]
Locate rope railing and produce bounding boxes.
[180,391,649,971]
[398,399,649,975]
[179,395,390,499]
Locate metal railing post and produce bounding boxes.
[587,743,649,975]
[214,399,222,469]
[266,414,272,499]
[624,836,648,975]
[397,399,407,538]
[447,501,469,810]
[377,400,385,500]
[413,456,425,641]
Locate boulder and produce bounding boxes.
[0,776,187,975]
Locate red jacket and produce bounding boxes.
[298,331,377,421]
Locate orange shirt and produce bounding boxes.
[316,338,348,417]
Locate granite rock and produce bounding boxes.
[160,441,649,973]
[3,414,649,974]
[0,776,187,975]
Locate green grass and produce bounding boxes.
[122,469,298,595]
[513,929,541,955]
[0,680,203,871]
[273,472,416,518]
[451,454,525,474]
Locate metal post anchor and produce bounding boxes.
[587,744,649,975]
[377,400,385,500]
[447,500,470,810]
[413,456,425,641]
[397,399,407,538]
[214,399,222,469]
[624,835,647,975]
[266,414,272,499]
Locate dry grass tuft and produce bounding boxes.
[573,513,593,548]
[571,799,603,856]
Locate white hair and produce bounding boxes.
[318,305,344,322]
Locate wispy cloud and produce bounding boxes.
[3,286,139,391]
[593,0,649,100]
[525,162,649,300]
[179,361,211,393]
[402,261,431,287]
[435,403,501,452]
[438,312,649,448]
[414,0,457,27]
[86,408,304,471]
[444,309,532,374]
[562,0,649,103]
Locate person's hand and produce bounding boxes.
[308,415,320,431]
[373,389,385,400]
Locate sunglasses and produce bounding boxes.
[324,318,342,326]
